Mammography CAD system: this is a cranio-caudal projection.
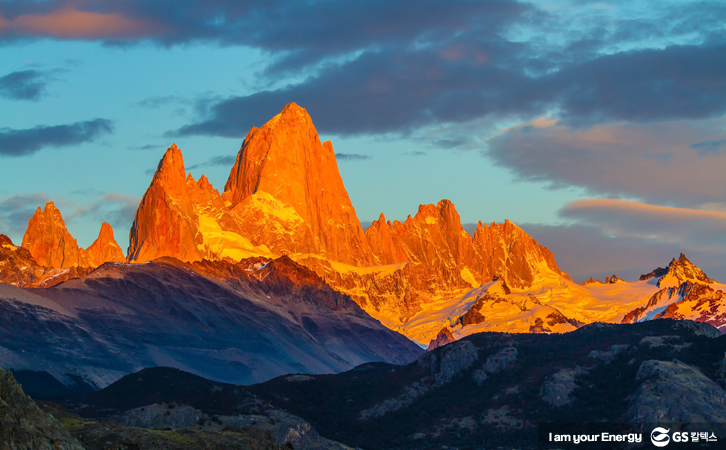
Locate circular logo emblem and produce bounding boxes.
[651,427,671,447]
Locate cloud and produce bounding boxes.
[518,222,726,284]
[336,153,370,161]
[403,151,427,157]
[0,6,159,40]
[690,139,726,155]
[0,1,529,55]
[185,155,236,172]
[128,144,160,151]
[0,70,46,100]
[548,44,726,124]
[0,193,52,242]
[0,119,113,157]
[175,41,726,138]
[486,119,726,206]
[68,193,140,238]
[135,95,181,109]
[4,2,720,140]
[561,199,726,253]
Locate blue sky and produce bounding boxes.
[1,0,725,281]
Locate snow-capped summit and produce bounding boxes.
[639,253,715,288]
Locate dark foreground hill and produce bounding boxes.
[35,320,726,450]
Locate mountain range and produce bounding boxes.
[1,102,724,391]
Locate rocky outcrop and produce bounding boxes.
[17,204,125,271]
[84,222,125,267]
[419,340,478,385]
[625,360,726,422]
[588,344,629,362]
[540,366,588,407]
[427,327,456,351]
[21,202,86,268]
[655,283,726,331]
[224,103,373,266]
[0,366,83,449]
[639,253,715,287]
[471,219,571,289]
[483,346,518,374]
[623,276,726,332]
[0,234,92,287]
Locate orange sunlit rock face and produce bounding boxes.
[85,222,126,267]
[119,103,572,325]
[224,103,374,266]
[127,144,205,263]
[21,202,86,268]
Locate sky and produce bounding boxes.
[0,0,725,282]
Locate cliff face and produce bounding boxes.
[223,103,373,266]
[21,202,85,269]
[127,144,205,263]
[0,366,83,450]
[84,222,125,267]
[18,203,125,272]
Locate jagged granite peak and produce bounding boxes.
[223,103,374,266]
[84,222,125,267]
[471,218,571,288]
[20,202,86,268]
[365,200,473,270]
[127,144,205,263]
[639,253,716,287]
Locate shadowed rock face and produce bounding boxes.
[626,360,726,423]
[237,320,726,450]
[0,256,422,389]
[0,366,83,449]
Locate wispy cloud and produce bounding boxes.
[486,118,726,206]
[0,119,114,157]
[690,139,726,156]
[0,69,46,100]
[561,199,726,252]
[336,153,370,161]
[185,155,236,171]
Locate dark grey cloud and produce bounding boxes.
[0,119,113,157]
[0,1,529,67]
[690,139,726,155]
[185,155,236,171]
[128,144,159,151]
[0,70,46,100]
[549,44,726,124]
[518,222,726,284]
[336,153,370,161]
[403,151,427,157]
[174,41,726,138]
[486,119,726,206]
